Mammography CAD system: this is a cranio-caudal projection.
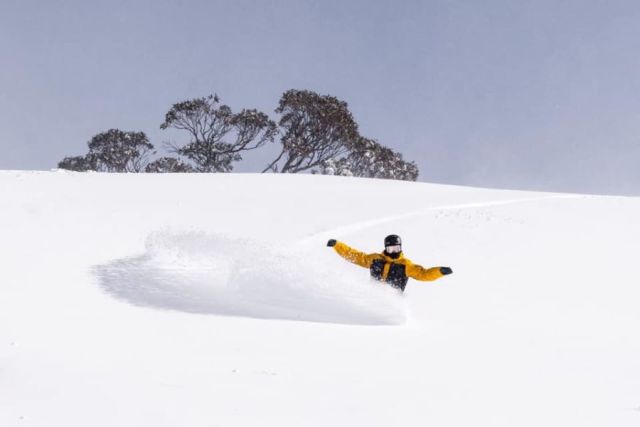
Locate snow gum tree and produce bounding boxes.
[161,94,277,172]
[265,90,419,181]
[263,90,360,173]
[87,129,154,172]
[58,129,154,172]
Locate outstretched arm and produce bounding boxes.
[406,263,453,281]
[327,239,374,269]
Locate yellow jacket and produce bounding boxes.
[332,241,445,291]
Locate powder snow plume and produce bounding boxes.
[94,230,407,325]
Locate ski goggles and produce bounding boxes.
[385,244,402,254]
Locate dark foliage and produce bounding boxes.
[319,137,419,181]
[161,94,277,172]
[145,157,195,173]
[57,155,97,172]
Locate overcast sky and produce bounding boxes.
[2,0,640,194]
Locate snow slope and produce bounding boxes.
[1,171,639,426]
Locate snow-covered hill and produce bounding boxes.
[2,171,639,426]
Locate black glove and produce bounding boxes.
[327,239,337,247]
[440,267,453,275]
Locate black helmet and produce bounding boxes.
[384,234,402,258]
[384,234,402,247]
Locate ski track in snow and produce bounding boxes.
[298,194,584,246]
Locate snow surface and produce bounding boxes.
[1,171,640,426]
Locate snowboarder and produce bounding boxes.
[327,234,452,292]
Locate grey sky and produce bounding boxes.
[2,0,640,195]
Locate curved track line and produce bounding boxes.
[298,194,584,246]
